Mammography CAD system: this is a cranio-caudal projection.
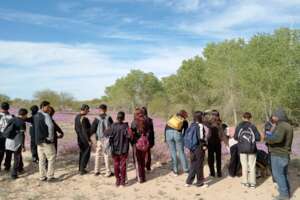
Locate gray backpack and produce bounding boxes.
[0,113,13,136]
[96,115,111,140]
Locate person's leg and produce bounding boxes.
[136,149,146,182]
[271,156,290,198]
[81,145,91,172]
[248,154,257,186]
[94,140,101,174]
[166,130,178,174]
[30,130,38,161]
[186,151,197,185]
[240,153,248,185]
[120,154,128,185]
[283,161,290,197]
[228,146,236,177]
[37,144,47,180]
[145,147,152,171]
[113,155,121,186]
[4,150,12,170]
[174,133,189,173]
[0,150,4,170]
[216,143,222,177]
[197,149,205,185]
[45,144,56,179]
[11,147,22,178]
[208,145,215,177]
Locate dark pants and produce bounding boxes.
[145,147,152,170]
[11,147,22,178]
[228,144,240,177]
[186,147,205,185]
[0,137,12,170]
[30,131,38,161]
[136,149,146,182]
[113,154,128,186]
[78,142,91,172]
[208,143,222,177]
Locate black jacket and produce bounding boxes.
[34,112,52,145]
[74,114,91,146]
[108,122,131,155]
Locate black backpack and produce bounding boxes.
[2,118,17,139]
[237,125,257,154]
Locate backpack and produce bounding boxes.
[96,115,111,140]
[136,134,149,152]
[184,123,203,151]
[2,118,17,139]
[237,125,257,154]
[167,115,184,131]
[0,113,13,137]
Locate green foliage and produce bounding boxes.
[0,94,10,104]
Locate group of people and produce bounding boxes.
[0,100,294,200]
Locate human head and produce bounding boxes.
[134,107,145,120]
[30,105,39,115]
[48,106,55,117]
[98,104,107,115]
[203,110,211,122]
[211,110,220,121]
[271,108,288,123]
[117,111,125,123]
[40,101,50,113]
[18,108,28,119]
[242,112,252,121]
[1,102,10,113]
[178,110,188,119]
[80,104,90,115]
[193,111,203,123]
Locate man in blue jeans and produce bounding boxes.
[265,108,294,200]
[165,110,189,176]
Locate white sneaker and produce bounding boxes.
[184,184,191,187]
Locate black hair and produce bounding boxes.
[1,102,10,111]
[243,112,252,120]
[211,109,220,117]
[40,101,50,109]
[99,104,107,111]
[193,111,203,123]
[142,107,148,116]
[81,104,90,111]
[18,108,28,116]
[30,105,39,115]
[117,111,125,122]
[49,106,55,116]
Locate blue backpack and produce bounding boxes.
[184,123,200,151]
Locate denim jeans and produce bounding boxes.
[271,155,290,198]
[166,129,189,173]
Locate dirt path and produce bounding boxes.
[0,152,299,200]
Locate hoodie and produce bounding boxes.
[265,108,294,158]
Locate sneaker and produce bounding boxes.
[241,183,249,188]
[172,172,179,177]
[104,172,114,177]
[11,175,18,180]
[80,170,88,175]
[249,184,256,189]
[184,184,191,187]
[40,177,47,182]
[95,172,101,176]
[47,177,58,183]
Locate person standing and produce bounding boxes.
[227,126,240,177]
[142,107,155,171]
[34,101,56,182]
[27,105,39,163]
[234,112,261,188]
[185,111,207,187]
[107,111,132,187]
[0,102,13,171]
[165,110,189,176]
[74,104,92,175]
[91,104,113,177]
[5,108,28,179]
[207,110,224,178]
[131,108,150,183]
[48,107,64,153]
[265,108,293,200]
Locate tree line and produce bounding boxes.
[1,28,299,125]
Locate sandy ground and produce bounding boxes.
[0,151,299,200]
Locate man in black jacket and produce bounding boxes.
[34,101,56,182]
[27,105,39,163]
[75,104,92,175]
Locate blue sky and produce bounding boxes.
[0,0,299,100]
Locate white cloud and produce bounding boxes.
[0,41,201,100]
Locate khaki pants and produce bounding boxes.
[38,143,56,179]
[94,140,111,174]
[240,153,256,185]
